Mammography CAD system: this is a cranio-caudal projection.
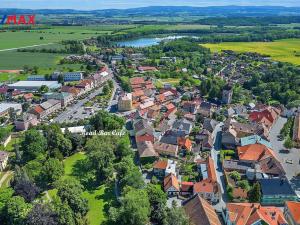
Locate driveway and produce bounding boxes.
[269,116,300,180]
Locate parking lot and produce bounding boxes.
[269,116,300,179]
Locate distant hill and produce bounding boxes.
[1,6,300,17]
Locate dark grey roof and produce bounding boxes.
[160,130,186,145]
[223,160,252,172]
[172,119,192,134]
[259,178,296,196]
[203,118,218,133]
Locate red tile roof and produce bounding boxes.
[286,201,300,224]
[227,203,287,225]
[33,105,44,114]
[130,77,145,85]
[153,160,168,170]
[237,143,276,162]
[164,173,179,192]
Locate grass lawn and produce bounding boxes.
[155,78,181,88]
[0,73,28,82]
[202,38,300,65]
[63,152,87,177]
[0,172,13,188]
[60,152,115,225]
[83,184,115,225]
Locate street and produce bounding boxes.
[210,122,227,212]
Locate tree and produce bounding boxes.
[13,179,40,203]
[103,85,110,95]
[21,129,47,161]
[40,158,64,186]
[237,180,250,191]
[89,111,124,131]
[39,85,49,93]
[164,205,189,225]
[0,188,14,218]
[44,124,72,157]
[146,184,167,223]
[85,137,116,183]
[110,187,150,225]
[53,200,75,225]
[248,182,261,203]
[229,171,241,182]
[26,204,59,225]
[284,137,294,149]
[5,196,32,225]
[56,178,88,216]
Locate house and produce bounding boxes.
[15,113,39,131]
[240,135,272,148]
[284,201,300,225]
[153,159,177,177]
[222,85,233,104]
[224,203,287,225]
[133,119,155,142]
[147,105,161,120]
[44,92,74,107]
[195,129,213,151]
[172,118,193,135]
[76,79,94,92]
[61,86,83,97]
[293,113,300,143]
[153,160,168,177]
[137,141,159,163]
[0,151,9,171]
[194,157,220,203]
[163,173,179,196]
[0,103,22,117]
[182,101,199,114]
[203,118,219,133]
[156,91,176,104]
[180,182,194,196]
[182,194,221,225]
[29,105,45,119]
[249,106,281,129]
[237,143,285,177]
[160,130,186,145]
[153,141,178,157]
[198,102,216,118]
[40,99,61,116]
[222,160,252,174]
[23,93,34,102]
[118,93,133,112]
[221,118,268,149]
[259,178,298,206]
[177,137,192,152]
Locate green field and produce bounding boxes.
[0,26,109,50]
[61,152,115,225]
[202,38,300,65]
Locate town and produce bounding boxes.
[0,4,300,225]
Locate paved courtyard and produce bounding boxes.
[269,116,300,180]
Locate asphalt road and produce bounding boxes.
[210,122,227,212]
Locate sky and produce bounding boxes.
[1,0,300,10]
